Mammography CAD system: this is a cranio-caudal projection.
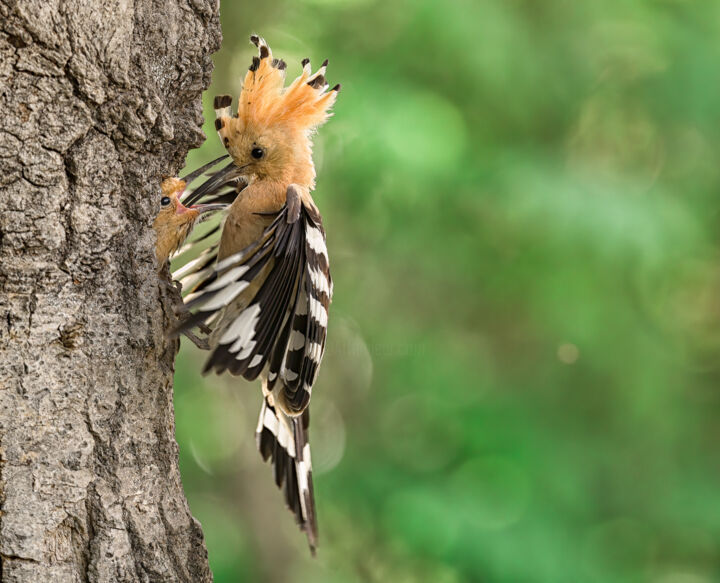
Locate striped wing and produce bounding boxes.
[172,222,223,291]
[179,185,332,415]
[268,200,332,414]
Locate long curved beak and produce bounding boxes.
[191,203,227,215]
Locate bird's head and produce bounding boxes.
[213,35,340,188]
[153,177,224,266]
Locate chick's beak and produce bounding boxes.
[175,200,191,215]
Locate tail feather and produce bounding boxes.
[255,398,318,554]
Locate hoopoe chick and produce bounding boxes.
[153,157,229,268]
[176,35,339,554]
[154,156,236,351]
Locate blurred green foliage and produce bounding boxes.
[176,1,720,581]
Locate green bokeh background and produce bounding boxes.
[176,1,720,581]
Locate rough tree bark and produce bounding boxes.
[0,0,221,580]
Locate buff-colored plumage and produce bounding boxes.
[153,177,224,267]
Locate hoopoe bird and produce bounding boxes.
[153,155,233,267]
[176,35,339,554]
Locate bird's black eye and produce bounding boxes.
[251,147,264,159]
[161,196,171,206]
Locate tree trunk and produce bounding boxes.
[0,0,221,580]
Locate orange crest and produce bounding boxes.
[214,36,340,143]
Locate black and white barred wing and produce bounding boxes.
[179,185,332,416]
[268,199,333,414]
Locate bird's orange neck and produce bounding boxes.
[256,151,316,189]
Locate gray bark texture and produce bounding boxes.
[0,0,221,580]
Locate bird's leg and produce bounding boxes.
[159,271,212,349]
[172,296,212,336]
[170,296,212,349]
[179,328,210,351]
[161,273,213,336]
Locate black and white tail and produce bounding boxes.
[256,397,317,554]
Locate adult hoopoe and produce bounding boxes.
[176,35,339,554]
